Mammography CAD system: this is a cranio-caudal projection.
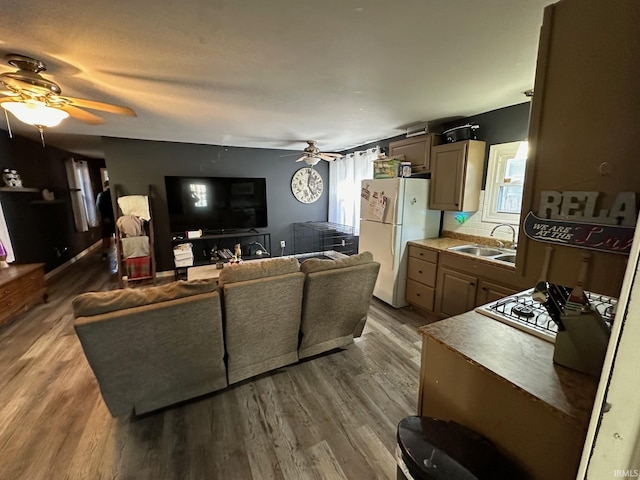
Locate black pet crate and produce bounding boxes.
[293,222,356,256]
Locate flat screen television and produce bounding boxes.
[164,176,268,233]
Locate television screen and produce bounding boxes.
[164,176,268,233]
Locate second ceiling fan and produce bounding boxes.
[295,140,342,166]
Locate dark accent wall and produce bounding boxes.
[341,102,531,185]
[0,132,105,272]
[102,138,329,271]
[102,103,530,272]
[437,102,532,185]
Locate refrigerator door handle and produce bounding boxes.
[390,225,396,269]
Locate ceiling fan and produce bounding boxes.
[294,140,342,166]
[0,54,136,139]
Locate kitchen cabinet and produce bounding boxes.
[434,266,477,317]
[516,0,640,297]
[428,140,485,211]
[418,314,598,480]
[407,242,529,319]
[388,134,442,173]
[476,279,517,305]
[406,246,438,314]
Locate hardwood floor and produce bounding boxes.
[0,252,435,480]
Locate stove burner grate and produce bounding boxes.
[475,288,617,343]
[511,304,536,318]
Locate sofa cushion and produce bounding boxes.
[300,251,374,274]
[72,279,218,317]
[218,257,300,285]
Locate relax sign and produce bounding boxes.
[538,191,636,226]
[523,191,637,254]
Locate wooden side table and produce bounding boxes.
[0,263,47,326]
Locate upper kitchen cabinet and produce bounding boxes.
[389,134,442,173]
[516,0,640,298]
[429,140,485,211]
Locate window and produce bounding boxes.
[189,183,207,207]
[328,146,378,235]
[65,158,99,232]
[482,141,527,224]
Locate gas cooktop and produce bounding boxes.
[475,289,617,343]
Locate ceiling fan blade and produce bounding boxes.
[59,105,104,125]
[318,153,339,162]
[295,155,309,162]
[321,152,342,158]
[62,96,136,117]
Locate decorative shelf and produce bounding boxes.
[0,187,39,193]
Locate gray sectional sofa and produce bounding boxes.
[73,252,380,417]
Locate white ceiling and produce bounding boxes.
[0,0,550,157]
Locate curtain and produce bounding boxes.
[329,146,379,235]
[65,158,98,232]
[0,199,15,263]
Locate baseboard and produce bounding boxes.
[45,241,102,280]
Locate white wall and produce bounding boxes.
[441,191,520,244]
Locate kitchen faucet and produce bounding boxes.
[490,224,517,249]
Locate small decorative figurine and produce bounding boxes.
[2,168,22,188]
[228,243,243,265]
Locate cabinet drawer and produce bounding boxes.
[0,277,23,300]
[21,270,46,291]
[0,294,27,324]
[409,246,438,263]
[406,280,435,311]
[408,258,437,287]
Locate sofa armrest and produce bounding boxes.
[74,291,226,416]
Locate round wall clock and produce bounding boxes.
[291,167,323,204]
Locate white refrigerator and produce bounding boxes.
[359,178,441,308]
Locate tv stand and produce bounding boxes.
[171,231,271,279]
[201,228,260,236]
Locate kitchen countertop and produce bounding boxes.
[408,236,517,270]
[418,312,599,431]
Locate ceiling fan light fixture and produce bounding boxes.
[304,156,321,166]
[1,101,69,127]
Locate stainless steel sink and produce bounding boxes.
[447,244,516,264]
[448,245,503,256]
[493,253,516,264]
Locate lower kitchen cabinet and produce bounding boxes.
[407,243,527,320]
[476,279,518,305]
[419,315,597,480]
[406,246,438,314]
[435,266,477,318]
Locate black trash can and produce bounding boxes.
[396,416,531,480]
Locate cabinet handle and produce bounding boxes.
[481,287,486,291]
[418,270,422,274]
[470,282,475,286]
[3,290,9,295]
[416,293,421,297]
[455,203,459,206]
